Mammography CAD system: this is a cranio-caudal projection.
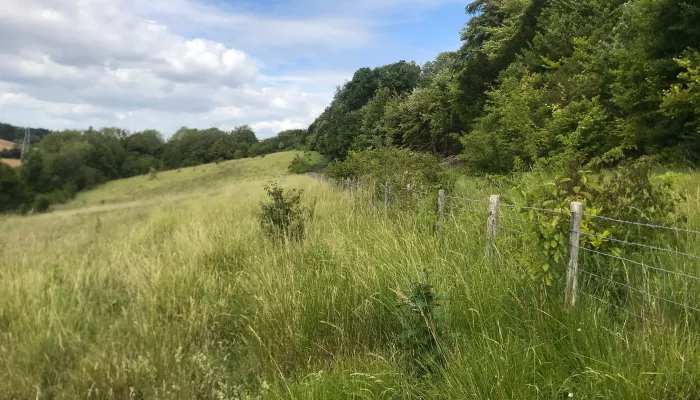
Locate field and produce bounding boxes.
[0,158,21,168]
[0,139,17,151]
[1,151,700,399]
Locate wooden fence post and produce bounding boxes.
[437,190,445,243]
[566,201,584,307]
[384,182,390,212]
[486,195,500,258]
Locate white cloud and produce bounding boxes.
[251,120,307,133]
[0,0,464,138]
[0,0,335,137]
[132,0,374,49]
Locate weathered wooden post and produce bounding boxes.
[566,201,584,307]
[486,195,500,259]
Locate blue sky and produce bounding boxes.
[0,0,470,137]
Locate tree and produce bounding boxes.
[0,163,28,212]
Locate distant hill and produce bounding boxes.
[0,122,51,145]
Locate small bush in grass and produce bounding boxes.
[149,167,158,180]
[287,153,314,174]
[33,194,52,213]
[395,271,445,374]
[258,182,313,242]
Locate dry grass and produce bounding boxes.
[0,158,21,168]
[0,139,18,151]
[1,153,699,399]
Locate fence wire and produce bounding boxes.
[581,232,700,261]
[586,213,700,236]
[312,175,700,332]
[577,267,700,313]
[577,246,700,282]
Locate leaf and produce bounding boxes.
[542,264,550,272]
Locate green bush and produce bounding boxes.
[258,182,314,242]
[517,158,683,303]
[325,148,454,209]
[287,154,314,174]
[0,163,28,213]
[395,271,445,374]
[33,194,52,213]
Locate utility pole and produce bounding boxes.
[20,128,30,160]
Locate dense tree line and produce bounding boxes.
[0,124,308,213]
[306,0,700,172]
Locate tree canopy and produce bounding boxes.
[304,0,700,171]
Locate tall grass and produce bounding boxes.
[1,153,699,398]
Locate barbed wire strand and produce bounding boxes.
[577,246,700,282]
[581,232,700,261]
[449,206,489,215]
[520,206,566,215]
[499,226,525,235]
[500,215,528,223]
[578,268,700,313]
[578,289,663,327]
[445,195,488,204]
[586,214,700,236]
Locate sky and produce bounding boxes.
[0,0,468,138]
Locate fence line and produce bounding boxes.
[308,173,700,331]
[577,246,700,282]
[580,232,700,261]
[586,213,700,236]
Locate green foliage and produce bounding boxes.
[395,271,445,374]
[0,122,51,143]
[518,169,605,288]
[148,167,158,181]
[287,154,314,175]
[310,61,422,160]
[325,148,454,209]
[258,182,313,242]
[518,159,683,300]
[249,129,308,157]
[0,163,28,213]
[32,194,52,213]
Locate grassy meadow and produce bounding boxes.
[1,151,700,399]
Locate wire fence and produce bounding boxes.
[308,174,700,333]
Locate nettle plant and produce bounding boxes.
[395,271,446,375]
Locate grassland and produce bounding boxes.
[1,151,700,399]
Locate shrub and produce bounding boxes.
[0,163,28,213]
[325,148,454,210]
[258,182,313,242]
[287,153,314,174]
[148,167,158,180]
[517,158,683,304]
[395,271,445,374]
[33,194,52,213]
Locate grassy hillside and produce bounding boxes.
[1,152,699,399]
